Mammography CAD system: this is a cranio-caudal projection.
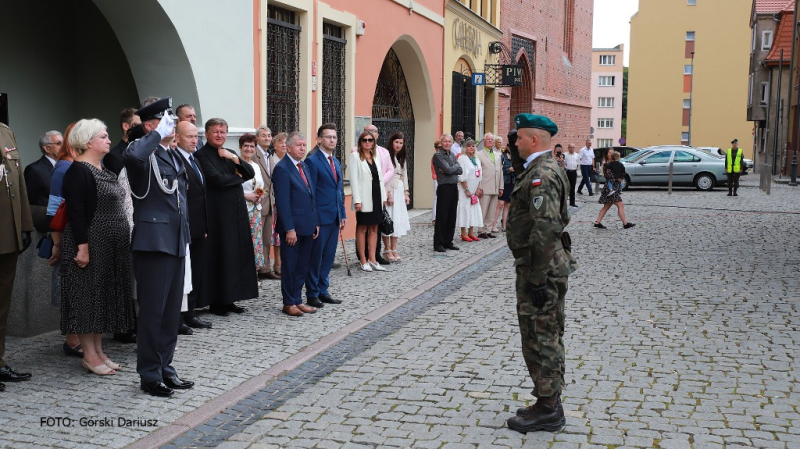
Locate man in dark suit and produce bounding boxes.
[305,123,345,308]
[124,97,194,398]
[174,121,212,334]
[273,132,320,317]
[24,130,61,231]
[104,108,140,176]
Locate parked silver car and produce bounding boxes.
[622,146,728,191]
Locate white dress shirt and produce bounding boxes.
[564,152,580,170]
[578,147,594,165]
[450,142,462,157]
[257,145,270,176]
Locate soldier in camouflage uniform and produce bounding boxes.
[505,114,577,433]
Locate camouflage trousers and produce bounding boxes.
[515,268,567,399]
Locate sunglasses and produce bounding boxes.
[361,138,375,143]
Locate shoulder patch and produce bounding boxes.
[532,196,543,209]
[531,178,542,187]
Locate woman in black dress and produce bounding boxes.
[348,130,387,272]
[61,119,136,375]
[594,150,635,229]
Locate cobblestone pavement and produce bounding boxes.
[2,184,799,449]
[178,185,798,449]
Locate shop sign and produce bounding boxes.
[500,65,523,86]
[453,18,482,58]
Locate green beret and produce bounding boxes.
[514,113,558,136]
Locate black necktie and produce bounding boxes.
[188,155,203,184]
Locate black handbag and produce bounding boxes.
[379,207,394,235]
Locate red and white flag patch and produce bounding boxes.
[530,178,542,187]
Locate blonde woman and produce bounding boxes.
[61,119,136,375]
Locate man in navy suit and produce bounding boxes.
[124,97,194,397]
[305,123,346,308]
[24,130,60,231]
[272,132,320,317]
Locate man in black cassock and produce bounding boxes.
[193,118,258,315]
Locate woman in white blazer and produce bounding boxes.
[348,130,388,272]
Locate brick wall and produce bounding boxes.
[497,0,593,146]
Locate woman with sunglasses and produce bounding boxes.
[348,130,387,272]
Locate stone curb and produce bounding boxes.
[125,238,508,449]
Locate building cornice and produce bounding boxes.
[446,0,503,38]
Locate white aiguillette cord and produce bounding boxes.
[130,150,179,200]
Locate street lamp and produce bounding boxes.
[688,51,695,146]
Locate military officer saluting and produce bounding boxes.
[505,114,577,433]
[0,122,34,391]
[124,98,194,397]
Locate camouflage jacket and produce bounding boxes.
[506,151,577,285]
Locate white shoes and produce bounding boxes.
[360,263,373,272]
[369,261,387,271]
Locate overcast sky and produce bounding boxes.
[593,0,639,66]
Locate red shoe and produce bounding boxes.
[461,236,472,242]
[468,235,480,241]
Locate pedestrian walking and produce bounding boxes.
[505,113,577,434]
[726,139,744,196]
[593,150,635,229]
[577,139,594,196]
[563,143,579,206]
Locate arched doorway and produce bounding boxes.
[510,53,533,124]
[451,59,477,139]
[372,48,416,207]
[0,0,198,164]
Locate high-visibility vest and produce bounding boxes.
[726,148,742,173]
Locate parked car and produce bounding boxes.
[622,146,729,191]
[696,147,753,174]
[594,146,642,162]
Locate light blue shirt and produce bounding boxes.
[523,150,551,169]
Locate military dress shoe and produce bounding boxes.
[307,297,324,308]
[113,331,137,344]
[319,294,342,304]
[178,323,194,335]
[508,398,565,433]
[282,305,304,317]
[163,375,194,390]
[184,316,212,329]
[296,303,317,314]
[0,366,31,382]
[445,244,460,251]
[141,380,174,397]
[228,303,247,314]
[434,246,447,253]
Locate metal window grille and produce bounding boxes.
[322,23,347,168]
[267,6,300,134]
[451,71,476,139]
[372,49,416,207]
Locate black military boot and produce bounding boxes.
[508,396,565,433]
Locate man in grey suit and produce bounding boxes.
[124,97,194,398]
[254,126,279,280]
